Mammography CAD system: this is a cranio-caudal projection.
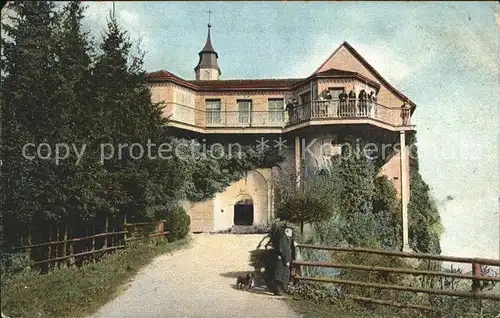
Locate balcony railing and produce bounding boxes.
[287,100,411,126]
[205,110,285,127]
[163,100,411,129]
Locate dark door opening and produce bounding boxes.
[234,203,254,226]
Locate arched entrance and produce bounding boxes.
[233,194,254,226]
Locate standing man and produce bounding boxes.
[338,90,348,117]
[400,103,410,125]
[272,226,293,296]
[286,100,294,123]
[347,90,356,117]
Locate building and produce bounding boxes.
[146,23,415,251]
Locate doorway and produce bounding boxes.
[233,196,254,226]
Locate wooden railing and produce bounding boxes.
[292,244,500,312]
[5,221,169,269]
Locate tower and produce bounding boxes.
[194,11,221,80]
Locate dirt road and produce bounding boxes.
[92,234,301,318]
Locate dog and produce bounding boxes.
[236,272,254,291]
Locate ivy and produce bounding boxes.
[277,135,441,254]
[407,135,443,254]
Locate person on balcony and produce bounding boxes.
[325,90,332,100]
[338,91,348,117]
[347,90,356,117]
[358,89,367,116]
[401,103,410,125]
[286,100,294,123]
[368,91,377,118]
[292,99,299,121]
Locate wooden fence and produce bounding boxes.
[4,220,169,270]
[292,244,500,312]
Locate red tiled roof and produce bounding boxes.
[145,68,380,91]
[146,70,305,90]
[145,70,186,82]
[189,78,304,89]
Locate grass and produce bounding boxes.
[1,237,190,318]
[287,297,411,318]
[287,285,500,318]
[288,296,500,318]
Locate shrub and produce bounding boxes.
[289,281,340,305]
[274,171,336,234]
[163,205,190,242]
[0,252,33,278]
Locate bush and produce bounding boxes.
[289,281,340,305]
[1,252,33,279]
[163,205,190,242]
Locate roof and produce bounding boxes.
[189,78,303,90]
[315,68,380,89]
[195,24,220,74]
[146,70,197,89]
[201,25,216,54]
[314,41,416,108]
[316,68,357,76]
[146,68,381,91]
[146,70,303,90]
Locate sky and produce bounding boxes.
[3,1,500,260]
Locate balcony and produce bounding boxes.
[287,100,411,127]
[163,100,412,133]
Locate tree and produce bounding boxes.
[274,166,336,234]
[1,1,60,245]
[88,16,191,223]
[407,135,443,254]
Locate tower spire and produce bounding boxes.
[202,10,216,53]
[194,10,221,80]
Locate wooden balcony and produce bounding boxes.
[163,100,413,134]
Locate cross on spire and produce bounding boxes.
[207,10,212,27]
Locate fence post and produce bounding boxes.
[471,262,481,293]
[47,227,52,270]
[68,226,75,267]
[123,215,128,245]
[104,217,109,248]
[92,221,96,252]
[55,226,60,268]
[62,224,68,267]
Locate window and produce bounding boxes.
[206,99,221,124]
[300,91,311,104]
[238,100,252,124]
[268,99,284,123]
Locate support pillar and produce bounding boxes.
[295,136,301,187]
[267,169,272,226]
[400,130,411,252]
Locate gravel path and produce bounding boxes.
[92,234,302,318]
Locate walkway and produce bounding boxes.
[92,234,301,318]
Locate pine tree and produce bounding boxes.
[49,1,105,226]
[89,16,189,222]
[408,136,443,254]
[1,1,59,246]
